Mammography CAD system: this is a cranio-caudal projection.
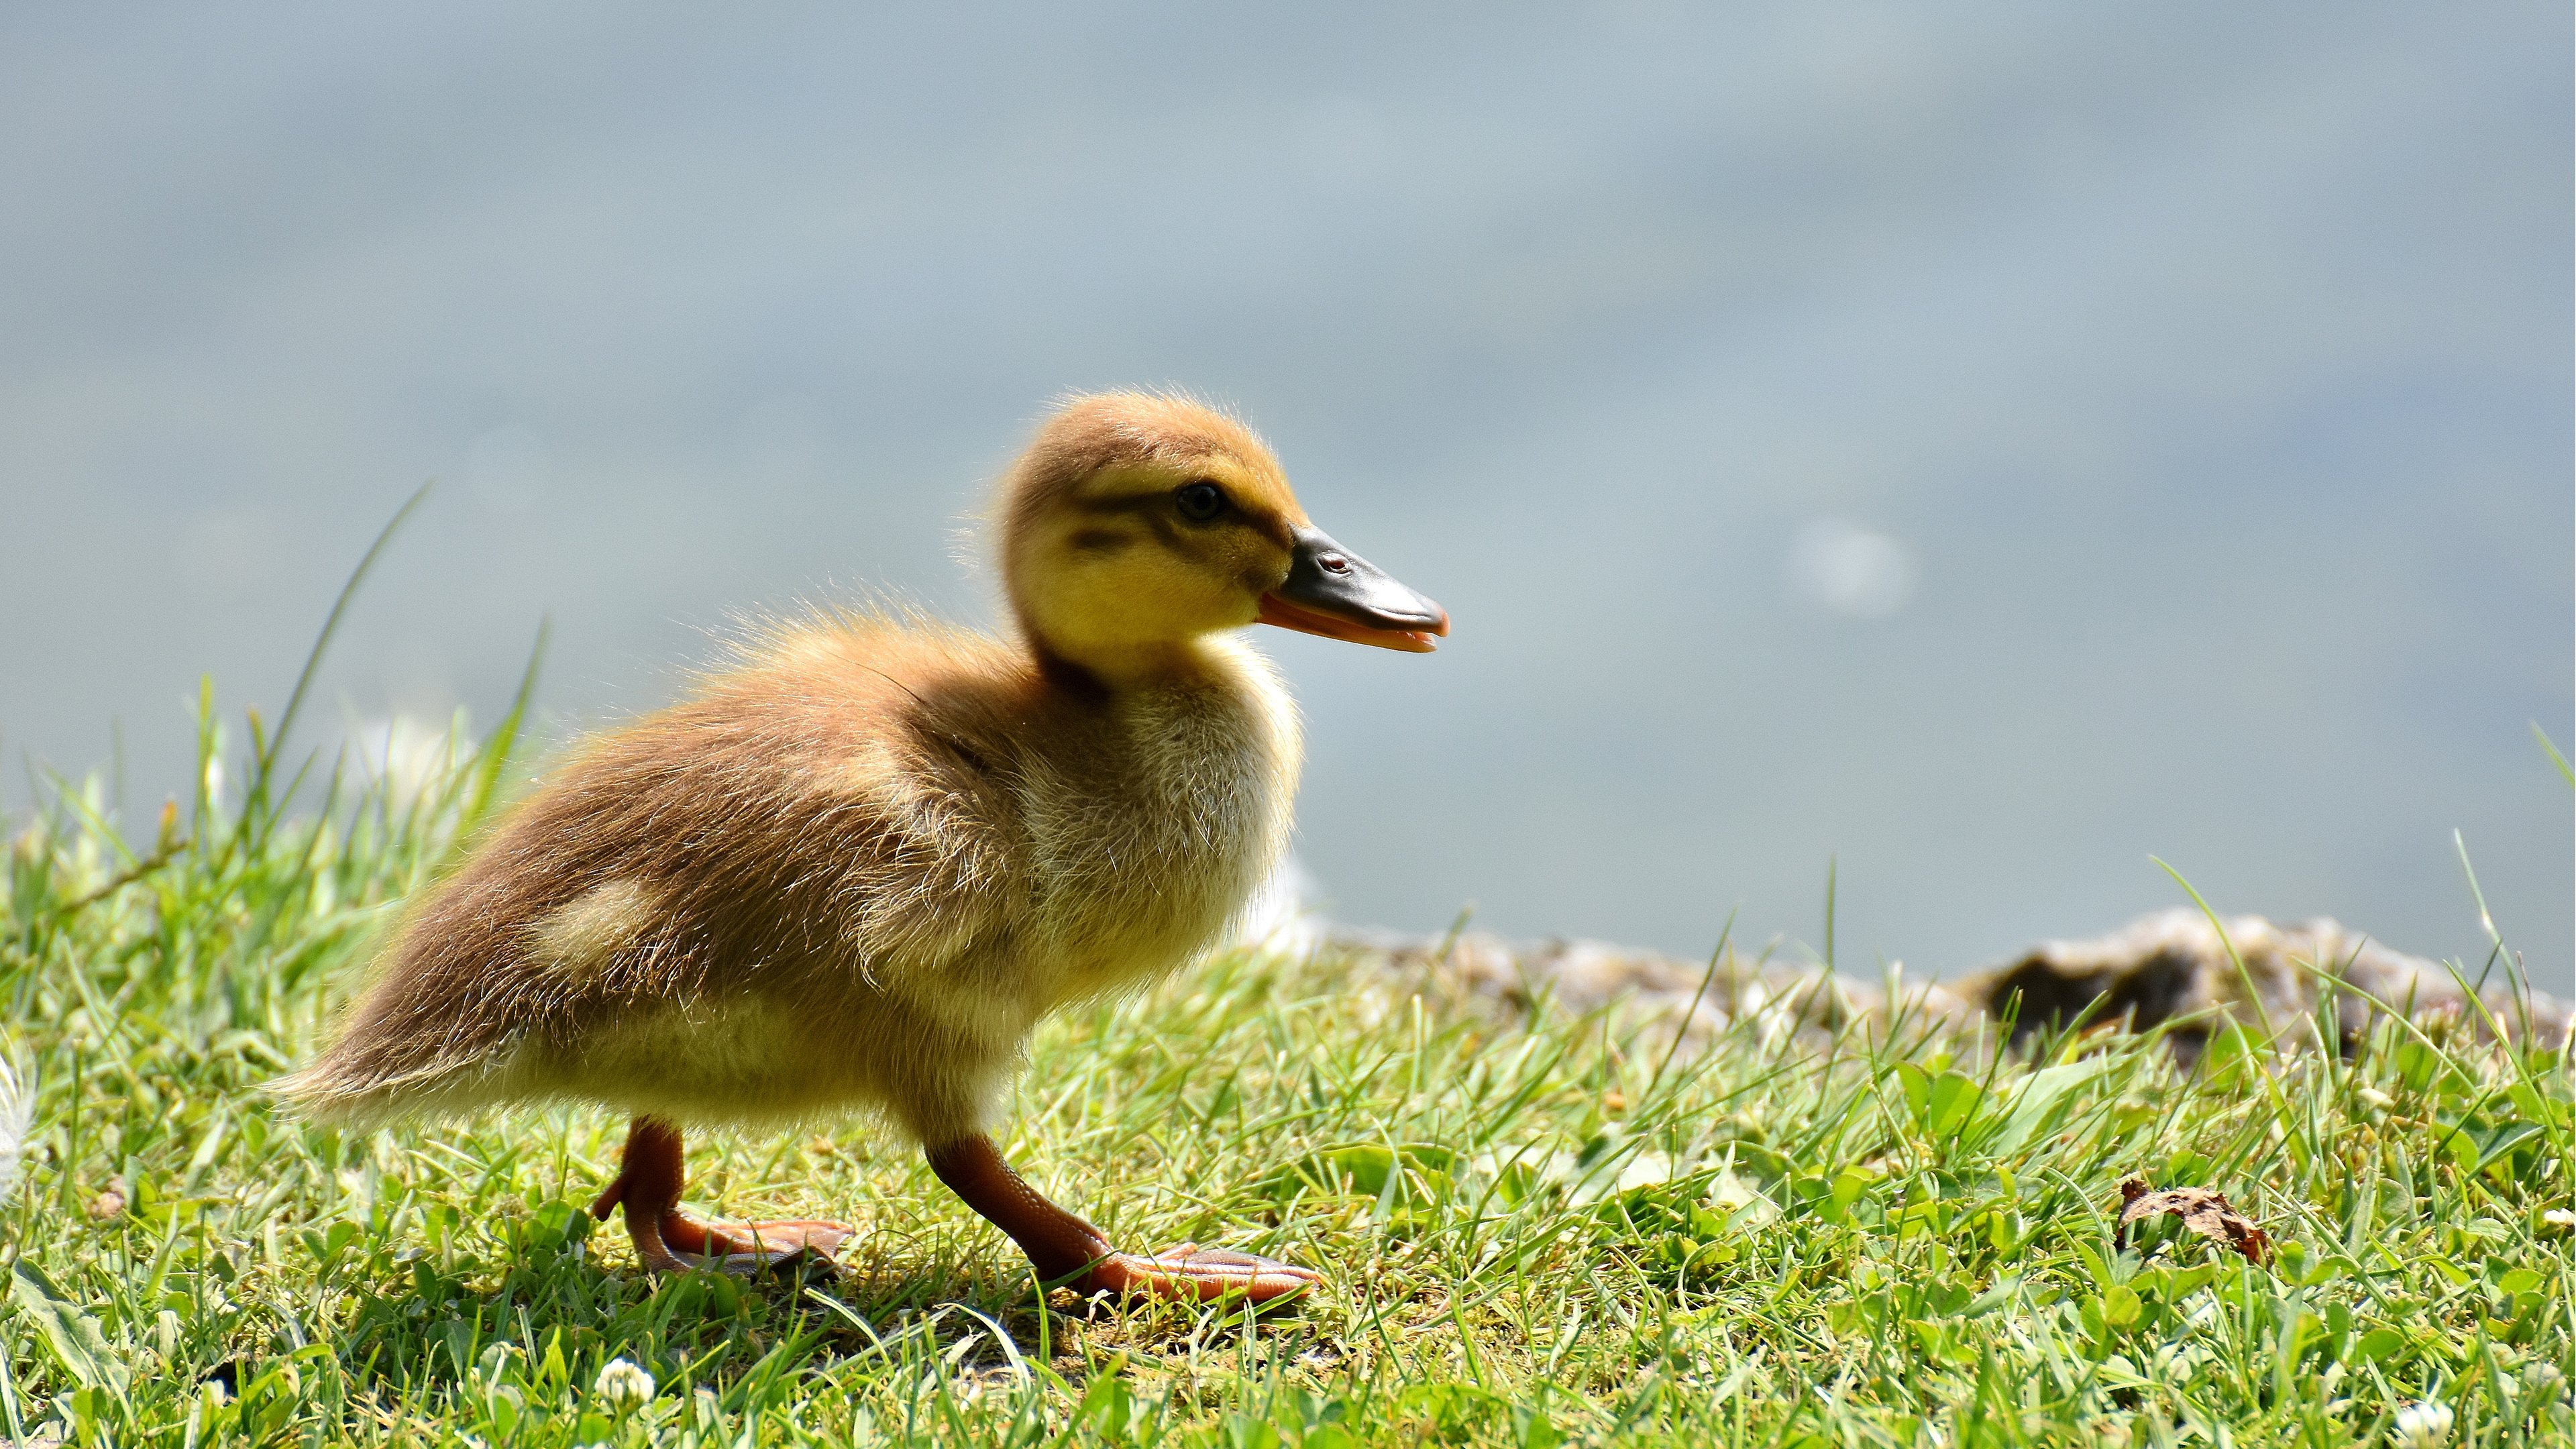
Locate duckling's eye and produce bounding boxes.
[1174,481,1227,523]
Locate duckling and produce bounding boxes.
[280,393,1446,1302]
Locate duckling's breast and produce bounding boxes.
[1014,639,1300,1006]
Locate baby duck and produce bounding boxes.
[282,393,1446,1302]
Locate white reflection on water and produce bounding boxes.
[1785,517,1915,620]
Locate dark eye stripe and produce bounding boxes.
[1071,494,1173,518]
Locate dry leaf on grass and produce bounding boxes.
[2115,1177,2271,1264]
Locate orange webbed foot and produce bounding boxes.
[921,1134,1319,1307]
[657,1212,852,1271]
[1081,1243,1322,1304]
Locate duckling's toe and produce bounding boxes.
[1090,1246,1321,1304]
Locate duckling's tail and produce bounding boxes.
[271,1058,417,1132]
[273,908,547,1130]
[271,1059,391,1131]
[271,1036,512,1132]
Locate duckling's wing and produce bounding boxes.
[279,625,1028,1126]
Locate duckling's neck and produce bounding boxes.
[1027,634,1238,697]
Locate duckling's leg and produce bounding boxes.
[926,1132,1320,1303]
[589,1117,853,1271]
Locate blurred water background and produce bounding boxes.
[4,3,2569,991]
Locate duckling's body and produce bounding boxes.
[298,621,1293,1141]
[284,394,1444,1301]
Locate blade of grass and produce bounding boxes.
[222,480,434,871]
[2534,722,2574,790]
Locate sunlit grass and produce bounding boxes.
[1,684,2567,1448]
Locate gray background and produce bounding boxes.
[4,3,2569,991]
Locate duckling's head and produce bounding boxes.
[998,392,1448,681]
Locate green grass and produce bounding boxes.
[1,686,2569,1448]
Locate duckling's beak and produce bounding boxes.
[1256,524,1450,653]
